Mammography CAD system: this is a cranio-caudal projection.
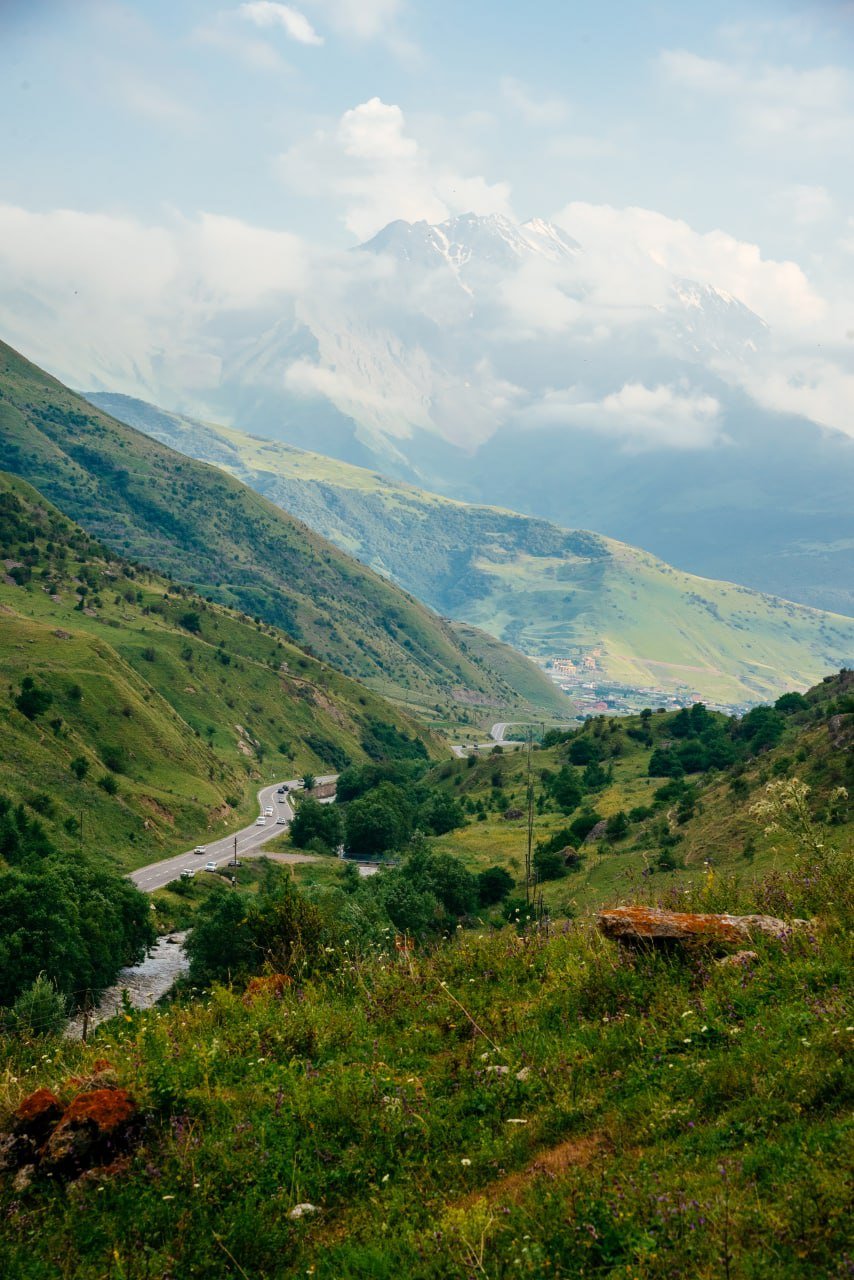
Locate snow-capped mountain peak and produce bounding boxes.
[360,212,579,272]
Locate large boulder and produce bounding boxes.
[43,1088,138,1174]
[596,906,804,950]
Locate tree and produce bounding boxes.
[417,791,465,835]
[70,756,89,781]
[569,810,603,844]
[605,810,630,841]
[301,773,316,792]
[15,676,52,721]
[185,893,256,985]
[551,765,583,813]
[179,611,201,633]
[477,865,514,906]
[290,797,342,855]
[8,974,67,1037]
[344,794,407,857]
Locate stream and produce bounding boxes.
[66,933,189,1040]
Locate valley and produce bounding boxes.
[91,393,854,712]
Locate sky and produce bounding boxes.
[1,0,854,439]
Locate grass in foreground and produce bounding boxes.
[1,857,851,1279]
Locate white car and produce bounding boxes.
[264,806,274,816]
[276,816,287,825]
[193,845,206,855]
[180,868,195,879]
[255,816,266,826]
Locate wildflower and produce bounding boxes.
[461,1158,471,1166]
[162,1194,175,1201]
[683,1038,692,1044]
[381,1174,389,1183]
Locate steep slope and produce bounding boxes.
[0,339,560,721]
[88,395,854,709]
[0,472,440,870]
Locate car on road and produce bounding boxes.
[264,806,274,816]
[255,816,266,826]
[204,861,218,872]
[193,845,206,855]
[277,785,289,794]
[180,868,195,879]
[276,816,287,825]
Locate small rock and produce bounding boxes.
[716,950,759,968]
[288,1202,319,1220]
[486,1065,509,1076]
[13,1164,35,1192]
[515,1067,531,1082]
[584,820,608,844]
[0,1131,36,1172]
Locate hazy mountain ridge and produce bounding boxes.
[0,339,567,723]
[86,393,854,710]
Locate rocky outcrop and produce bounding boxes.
[1,1076,140,1183]
[597,906,805,950]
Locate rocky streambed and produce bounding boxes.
[66,933,189,1039]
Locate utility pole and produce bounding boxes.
[231,835,238,867]
[525,729,534,906]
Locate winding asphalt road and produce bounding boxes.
[130,775,337,893]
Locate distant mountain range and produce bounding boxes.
[4,210,851,614]
[85,392,854,710]
[75,210,852,619]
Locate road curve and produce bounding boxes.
[130,774,337,893]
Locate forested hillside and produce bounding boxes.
[0,472,437,869]
[0,340,563,720]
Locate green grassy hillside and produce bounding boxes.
[1,716,850,1276]
[0,341,559,722]
[92,394,854,708]
[422,671,853,916]
[0,472,439,870]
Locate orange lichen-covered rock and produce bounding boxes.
[597,907,800,950]
[44,1089,137,1172]
[243,973,293,1004]
[13,1089,62,1138]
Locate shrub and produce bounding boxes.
[15,676,53,721]
[8,974,67,1037]
[477,865,514,906]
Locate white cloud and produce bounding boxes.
[307,0,403,41]
[552,202,825,332]
[501,77,569,126]
[239,1,323,46]
[278,97,512,239]
[520,383,725,450]
[660,49,854,146]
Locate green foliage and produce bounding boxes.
[14,675,52,721]
[476,864,514,905]
[290,797,343,856]
[0,796,154,1008]
[6,974,67,1037]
